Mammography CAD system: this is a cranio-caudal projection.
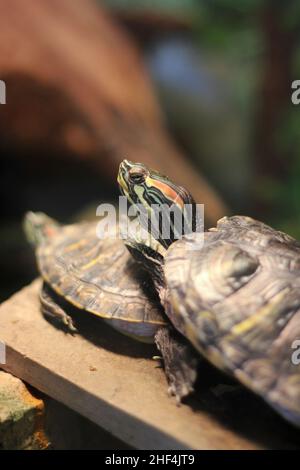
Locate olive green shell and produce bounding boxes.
[37,222,166,339]
[164,216,300,426]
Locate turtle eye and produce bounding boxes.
[129,169,146,184]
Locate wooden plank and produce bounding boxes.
[0,280,298,449]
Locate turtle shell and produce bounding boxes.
[164,215,300,426]
[37,221,166,340]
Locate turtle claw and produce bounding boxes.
[167,384,182,406]
[62,315,78,334]
[40,283,77,334]
[167,384,179,402]
[167,376,194,404]
[154,326,198,402]
[152,355,162,361]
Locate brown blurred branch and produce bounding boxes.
[0,0,228,224]
[255,3,296,201]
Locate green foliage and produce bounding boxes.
[258,105,300,238]
[193,0,262,51]
[102,0,199,16]
[103,0,300,238]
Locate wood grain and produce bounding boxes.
[0,280,298,449]
[0,280,300,449]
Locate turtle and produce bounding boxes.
[118,159,300,428]
[24,212,198,396]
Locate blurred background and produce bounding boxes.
[0,0,300,300]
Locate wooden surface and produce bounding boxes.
[0,280,299,449]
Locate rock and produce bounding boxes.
[0,371,50,449]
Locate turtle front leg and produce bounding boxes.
[40,283,77,333]
[154,326,198,403]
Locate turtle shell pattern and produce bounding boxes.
[37,221,166,339]
[164,215,300,425]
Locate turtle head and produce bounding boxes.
[118,160,195,209]
[118,160,197,282]
[23,211,59,247]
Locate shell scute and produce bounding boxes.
[37,222,166,332]
[164,216,300,425]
